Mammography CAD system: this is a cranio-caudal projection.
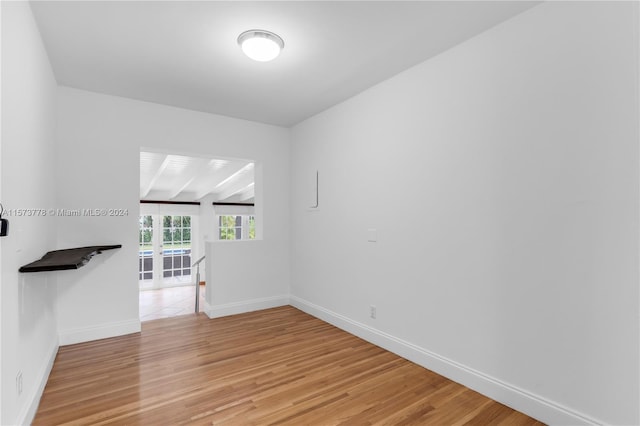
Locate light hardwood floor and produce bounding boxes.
[34,306,544,425]
[139,284,206,321]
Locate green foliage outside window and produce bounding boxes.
[161,215,192,249]
[219,215,255,240]
[139,215,153,245]
[248,216,255,239]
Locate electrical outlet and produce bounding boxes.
[16,371,23,396]
[370,305,377,319]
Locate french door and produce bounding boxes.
[139,214,193,289]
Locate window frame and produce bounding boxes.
[218,214,255,241]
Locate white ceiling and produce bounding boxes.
[140,152,255,203]
[30,1,539,127]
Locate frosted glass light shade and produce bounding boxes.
[238,30,284,62]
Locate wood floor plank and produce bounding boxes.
[33,306,545,425]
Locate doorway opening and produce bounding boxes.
[138,209,203,321]
[138,149,256,321]
[139,214,193,290]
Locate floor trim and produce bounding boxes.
[290,295,601,426]
[205,295,289,318]
[17,337,58,426]
[58,318,141,346]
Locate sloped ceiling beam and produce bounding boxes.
[167,158,211,199]
[194,162,251,200]
[237,183,255,201]
[214,172,255,202]
[141,154,170,198]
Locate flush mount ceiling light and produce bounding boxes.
[237,29,284,62]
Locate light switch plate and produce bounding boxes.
[367,228,377,242]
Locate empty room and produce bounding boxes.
[2,1,639,425]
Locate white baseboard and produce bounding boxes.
[16,337,58,426]
[59,318,141,346]
[205,295,289,319]
[289,295,601,426]
[139,281,197,291]
[201,299,213,316]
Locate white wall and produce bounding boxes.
[1,3,60,424]
[205,239,289,317]
[290,2,639,425]
[56,87,290,344]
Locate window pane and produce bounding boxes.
[249,216,255,239]
[172,216,182,227]
[139,216,154,281]
[143,228,152,244]
[217,214,257,241]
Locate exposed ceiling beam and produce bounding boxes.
[141,155,170,198]
[237,184,255,201]
[193,162,251,200]
[214,163,253,190]
[215,173,255,202]
[167,158,211,199]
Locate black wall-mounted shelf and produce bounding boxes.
[19,245,122,273]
